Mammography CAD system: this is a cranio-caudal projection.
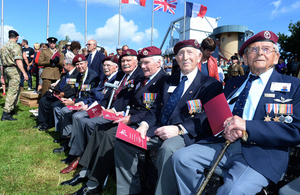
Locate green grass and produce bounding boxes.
[0,78,116,195]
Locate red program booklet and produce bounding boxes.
[102,110,124,121]
[87,104,103,119]
[51,51,61,59]
[116,122,147,150]
[67,105,82,110]
[203,93,233,136]
[53,93,62,101]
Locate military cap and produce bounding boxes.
[9,30,19,36]
[116,46,122,50]
[231,55,239,60]
[239,30,278,56]
[119,49,137,63]
[72,54,86,65]
[137,46,162,61]
[174,39,200,55]
[47,37,58,43]
[102,56,118,64]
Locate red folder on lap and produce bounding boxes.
[116,122,147,150]
[203,93,233,136]
[102,110,123,121]
[87,104,103,118]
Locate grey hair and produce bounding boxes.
[64,58,73,66]
[152,56,164,67]
[244,43,279,54]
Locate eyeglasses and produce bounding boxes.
[86,44,91,46]
[247,46,275,54]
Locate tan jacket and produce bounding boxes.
[39,48,64,80]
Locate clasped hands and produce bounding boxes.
[223,115,246,143]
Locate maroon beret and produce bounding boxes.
[137,46,162,60]
[72,54,86,65]
[119,49,137,63]
[174,39,200,55]
[102,56,118,64]
[239,30,278,56]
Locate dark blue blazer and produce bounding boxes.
[82,72,118,107]
[74,68,100,102]
[100,67,144,111]
[144,69,223,145]
[223,70,300,183]
[54,68,79,98]
[129,69,168,126]
[89,51,105,82]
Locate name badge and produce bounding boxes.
[167,86,176,93]
[270,82,291,92]
[264,93,275,98]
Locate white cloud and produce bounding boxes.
[88,14,158,50]
[56,14,158,54]
[0,25,24,44]
[271,0,300,19]
[56,23,85,42]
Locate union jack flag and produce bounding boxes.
[154,0,177,15]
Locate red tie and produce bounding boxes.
[102,78,108,87]
[113,75,128,101]
[143,78,149,87]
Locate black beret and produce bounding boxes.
[9,30,19,36]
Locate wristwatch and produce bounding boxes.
[177,125,185,135]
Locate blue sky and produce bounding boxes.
[1,0,299,54]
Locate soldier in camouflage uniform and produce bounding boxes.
[0,30,28,121]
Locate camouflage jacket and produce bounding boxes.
[0,40,23,67]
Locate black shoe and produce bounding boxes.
[10,110,18,115]
[70,185,102,195]
[53,137,67,143]
[1,112,17,121]
[39,123,49,131]
[60,174,88,186]
[53,146,69,153]
[61,155,78,164]
[33,123,43,128]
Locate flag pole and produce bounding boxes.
[1,0,3,44]
[151,0,154,46]
[47,0,49,38]
[85,0,87,46]
[183,0,186,40]
[118,0,121,46]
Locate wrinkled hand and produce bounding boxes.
[74,102,84,107]
[61,98,74,106]
[114,115,131,125]
[154,125,179,140]
[223,116,246,143]
[136,122,149,140]
[78,104,88,111]
[58,92,65,98]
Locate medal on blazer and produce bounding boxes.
[278,104,287,123]
[81,84,91,91]
[102,87,108,95]
[264,103,272,122]
[143,93,157,109]
[272,103,280,122]
[67,78,76,88]
[186,99,202,117]
[285,104,293,123]
[124,79,134,91]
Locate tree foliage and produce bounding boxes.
[64,35,71,42]
[278,21,300,59]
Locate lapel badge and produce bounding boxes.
[274,97,292,103]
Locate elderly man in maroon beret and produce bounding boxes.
[113,40,223,195]
[173,31,300,194]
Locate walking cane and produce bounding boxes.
[196,131,248,195]
[104,82,118,109]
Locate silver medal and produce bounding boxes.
[285,115,293,123]
[279,115,285,123]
